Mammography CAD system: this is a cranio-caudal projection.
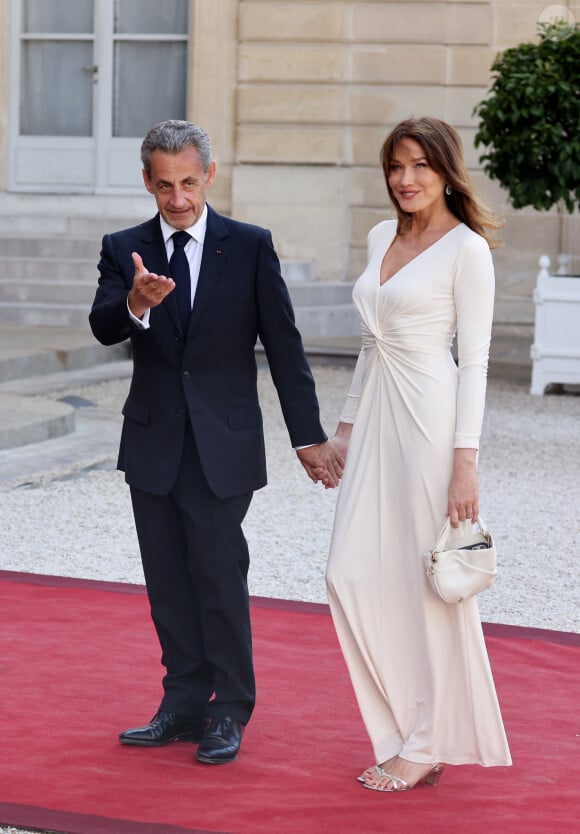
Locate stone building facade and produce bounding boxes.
[0,0,578,325]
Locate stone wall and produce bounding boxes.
[230,0,580,321]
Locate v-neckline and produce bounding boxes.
[379,223,462,287]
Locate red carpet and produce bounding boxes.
[0,571,578,834]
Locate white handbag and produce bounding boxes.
[424,517,497,604]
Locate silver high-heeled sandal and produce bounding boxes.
[357,756,398,784]
[362,762,445,792]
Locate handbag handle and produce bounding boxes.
[432,517,492,555]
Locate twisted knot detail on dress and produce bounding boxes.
[170,231,192,332]
[360,322,443,443]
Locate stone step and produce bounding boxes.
[0,257,96,280]
[0,326,129,383]
[0,392,75,450]
[0,299,359,338]
[0,214,146,238]
[0,253,316,282]
[294,304,359,339]
[0,243,353,330]
[0,280,95,305]
[0,193,362,341]
[0,302,92,329]
[0,282,335,304]
[286,281,353,306]
[0,236,98,259]
[0,192,152,237]
[0,403,122,483]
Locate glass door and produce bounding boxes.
[9,0,188,193]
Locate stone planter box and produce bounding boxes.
[530,255,580,395]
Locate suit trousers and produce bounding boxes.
[130,423,255,724]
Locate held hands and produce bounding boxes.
[296,440,345,489]
[447,448,479,528]
[296,423,352,489]
[127,252,176,319]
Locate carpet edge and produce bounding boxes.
[0,801,232,834]
[1,569,577,645]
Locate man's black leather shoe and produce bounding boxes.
[195,716,244,764]
[119,711,206,746]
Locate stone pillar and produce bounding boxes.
[188,0,238,214]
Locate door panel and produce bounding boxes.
[22,0,94,33]
[20,41,94,136]
[113,41,187,138]
[114,0,188,35]
[15,141,93,186]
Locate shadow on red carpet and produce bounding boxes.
[0,571,578,834]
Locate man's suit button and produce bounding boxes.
[183,370,190,378]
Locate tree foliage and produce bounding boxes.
[473,22,580,213]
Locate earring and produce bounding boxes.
[445,185,453,196]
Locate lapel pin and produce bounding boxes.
[216,249,222,255]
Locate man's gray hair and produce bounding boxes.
[141,120,212,175]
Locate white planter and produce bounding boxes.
[530,255,580,395]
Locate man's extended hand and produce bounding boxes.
[296,441,345,488]
[127,252,176,319]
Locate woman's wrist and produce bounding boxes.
[452,448,477,467]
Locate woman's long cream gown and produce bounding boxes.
[326,220,511,767]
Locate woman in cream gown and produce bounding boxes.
[325,118,511,792]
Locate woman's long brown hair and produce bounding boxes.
[380,117,503,248]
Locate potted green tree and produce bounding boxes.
[473,18,580,274]
[473,19,580,394]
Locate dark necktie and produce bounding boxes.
[170,230,192,332]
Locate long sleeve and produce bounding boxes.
[255,230,327,448]
[453,235,495,449]
[90,233,136,346]
[339,347,367,423]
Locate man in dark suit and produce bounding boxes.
[89,120,342,765]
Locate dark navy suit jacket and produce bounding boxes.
[89,205,326,498]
